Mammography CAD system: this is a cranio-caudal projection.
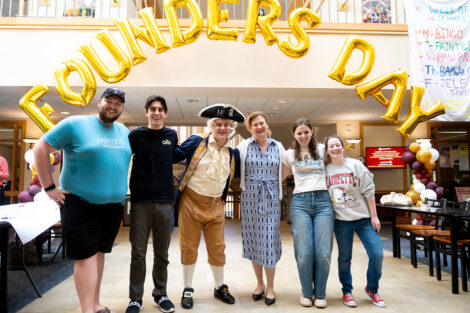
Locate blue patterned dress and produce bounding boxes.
[241,137,281,268]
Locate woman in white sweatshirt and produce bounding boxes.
[324,135,386,308]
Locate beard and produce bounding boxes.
[99,109,122,124]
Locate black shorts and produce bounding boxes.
[60,194,123,260]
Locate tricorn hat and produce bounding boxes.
[198,103,245,123]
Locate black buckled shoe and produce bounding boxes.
[181,288,194,309]
[214,284,235,304]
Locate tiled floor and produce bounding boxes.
[18,220,470,313]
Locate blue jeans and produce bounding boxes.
[291,190,334,299]
[334,218,383,294]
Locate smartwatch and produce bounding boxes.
[44,183,56,192]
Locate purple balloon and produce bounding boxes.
[401,151,416,164]
[28,184,41,196]
[435,187,444,199]
[426,181,438,191]
[53,153,62,166]
[411,160,424,171]
[19,190,34,203]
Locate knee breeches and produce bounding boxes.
[178,187,226,266]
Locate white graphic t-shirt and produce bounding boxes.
[283,144,327,194]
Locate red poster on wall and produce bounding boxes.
[366,147,407,169]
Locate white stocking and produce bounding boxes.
[210,265,224,289]
[183,264,196,288]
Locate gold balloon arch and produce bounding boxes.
[19,0,445,137]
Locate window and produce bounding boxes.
[430,124,470,201]
[0,121,26,204]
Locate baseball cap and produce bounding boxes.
[100,87,125,103]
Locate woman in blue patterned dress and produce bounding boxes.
[237,111,285,306]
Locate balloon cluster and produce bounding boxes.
[18,150,62,203]
[401,140,443,205]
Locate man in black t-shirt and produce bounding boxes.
[126,96,178,313]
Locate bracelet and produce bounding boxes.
[44,183,56,192]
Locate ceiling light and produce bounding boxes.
[187,99,199,103]
[346,139,361,144]
[61,111,70,115]
[346,139,361,150]
[272,107,279,111]
[277,99,287,104]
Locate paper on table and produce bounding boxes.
[0,200,60,244]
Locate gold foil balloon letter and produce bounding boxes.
[328,35,375,85]
[137,8,171,54]
[19,84,55,133]
[164,0,203,47]
[397,86,445,137]
[115,9,172,65]
[243,0,281,46]
[355,69,408,124]
[115,18,149,65]
[78,29,131,84]
[207,0,239,41]
[54,59,96,106]
[278,8,321,58]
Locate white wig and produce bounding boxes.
[207,118,238,131]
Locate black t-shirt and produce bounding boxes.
[129,126,178,203]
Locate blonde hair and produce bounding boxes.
[245,111,272,136]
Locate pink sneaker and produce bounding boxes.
[342,293,357,307]
[365,287,386,308]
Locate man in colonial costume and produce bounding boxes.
[174,104,244,309]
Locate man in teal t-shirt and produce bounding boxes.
[34,87,131,313]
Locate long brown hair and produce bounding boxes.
[323,135,345,166]
[291,118,319,161]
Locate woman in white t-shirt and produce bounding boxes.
[324,135,386,308]
[283,118,334,308]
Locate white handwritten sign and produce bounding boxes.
[405,0,470,121]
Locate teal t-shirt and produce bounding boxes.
[43,115,131,205]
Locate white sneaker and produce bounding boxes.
[314,298,328,308]
[299,295,313,307]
